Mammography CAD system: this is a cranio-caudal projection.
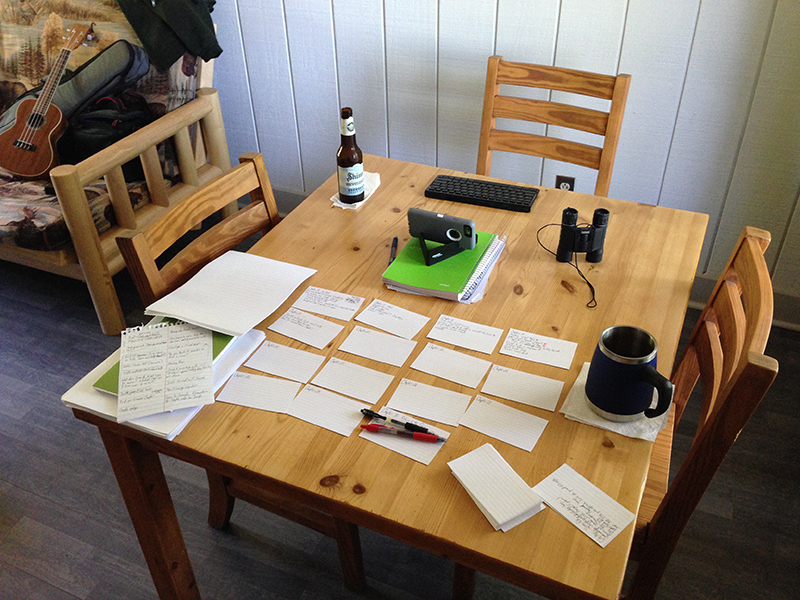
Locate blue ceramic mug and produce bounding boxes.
[585,325,674,422]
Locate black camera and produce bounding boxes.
[556,207,609,263]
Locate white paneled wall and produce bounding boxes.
[213,0,800,302]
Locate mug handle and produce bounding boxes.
[641,365,674,418]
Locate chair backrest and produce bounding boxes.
[477,55,631,196]
[116,152,281,305]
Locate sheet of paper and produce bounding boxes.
[448,443,544,532]
[532,464,636,548]
[338,325,417,367]
[117,322,213,422]
[427,314,503,354]
[499,329,578,370]
[145,250,316,336]
[292,286,365,321]
[355,299,430,339]
[459,395,549,451]
[386,378,471,426]
[245,340,325,383]
[311,357,395,404]
[410,343,492,388]
[481,365,564,411]
[288,385,366,436]
[359,407,450,465]
[268,307,344,350]
[216,371,300,413]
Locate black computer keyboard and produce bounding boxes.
[424,174,539,212]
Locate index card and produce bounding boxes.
[427,314,503,354]
[311,357,395,404]
[481,365,564,411]
[268,307,344,349]
[533,464,636,548]
[292,286,365,321]
[245,340,325,383]
[146,250,316,336]
[386,378,471,426]
[288,385,365,436]
[338,326,417,367]
[410,343,492,388]
[448,443,544,532]
[216,371,300,413]
[359,406,450,465]
[499,329,577,370]
[459,395,549,451]
[355,299,430,339]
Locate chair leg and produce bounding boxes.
[453,563,476,600]
[206,470,235,529]
[333,518,366,592]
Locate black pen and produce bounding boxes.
[361,408,429,434]
[389,236,398,264]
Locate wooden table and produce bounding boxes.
[73,155,708,599]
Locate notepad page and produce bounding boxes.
[533,464,636,548]
[288,385,366,436]
[481,365,564,411]
[359,407,449,465]
[338,326,418,367]
[427,314,503,354]
[245,340,325,383]
[411,343,492,388]
[386,378,471,426]
[499,329,578,370]
[459,395,549,451]
[355,299,430,339]
[216,371,300,413]
[448,443,543,532]
[292,286,365,321]
[268,307,345,349]
[311,357,395,404]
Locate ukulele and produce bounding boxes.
[0,24,93,179]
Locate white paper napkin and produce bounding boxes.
[560,362,670,441]
[330,171,381,209]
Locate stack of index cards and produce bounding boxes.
[448,443,543,532]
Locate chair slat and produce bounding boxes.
[104,166,136,230]
[141,145,169,207]
[174,126,200,187]
[488,130,602,169]
[493,95,608,135]
[496,60,617,99]
[712,280,746,386]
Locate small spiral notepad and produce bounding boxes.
[460,234,506,301]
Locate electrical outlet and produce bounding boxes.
[555,175,575,192]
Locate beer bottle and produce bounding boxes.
[337,107,365,204]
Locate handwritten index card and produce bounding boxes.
[459,395,549,452]
[292,286,365,321]
[288,385,366,436]
[245,340,325,383]
[338,325,417,367]
[499,329,577,370]
[268,307,344,349]
[387,378,472,426]
[216,371,300,413]
[355,299,430,339]
[410,343,492,388]
[427,314,503,354]
[311,357,395,404]
[532,464,636,547]
[117,322,213,422]
[481,365,564,411]
[360,407,449,465]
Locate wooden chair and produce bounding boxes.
[452,227,778,600]
[114,152,366,592]
[477,55,631,196]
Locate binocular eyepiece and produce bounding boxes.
[556,207,609,263]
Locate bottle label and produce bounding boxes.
[338,163,365,197]
[340,116,356,136]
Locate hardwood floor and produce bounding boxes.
[1,258,798,600]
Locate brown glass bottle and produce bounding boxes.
[336,107,365,203]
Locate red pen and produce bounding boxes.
[360,423,445,443]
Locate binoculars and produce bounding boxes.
[556,207,609,263]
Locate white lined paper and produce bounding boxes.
[427,314,503,354]
[481,365,564,411]
[292,286,365,321]
[459,395,548,451]
[288,385,366,436]
[311,357,395,404]
[268,307,344,349]
[338,325,417,367]
[245,340,325,383]
[216,371,300,413]
[499,329,578,370]
[410,343,492,388]
[359,406,449,465]
[386,378,472,426]
[355,299,430,339]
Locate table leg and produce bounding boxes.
[453,563,476,600]
[333,518,366,592]
[206,471,235,529]
[99,428,201,599]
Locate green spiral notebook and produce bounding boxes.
[382,232,506,302]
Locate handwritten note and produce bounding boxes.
[499,329,577,370]
[410,343,492,388]
[216,371,300,413]
[245,340,325,383]
[359,406,449,465]
[117,322,213,422]
[292,286,365,321]
[338,325,418,367]
[311,357,395,404]
[386,378,472,426]
[268,307,344,349]
[459,395,549,451]
[481,365,564,411]
[355,299,430,339]
[532,464,635,547]
[288,385,366,436]
[427,314,503,354]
